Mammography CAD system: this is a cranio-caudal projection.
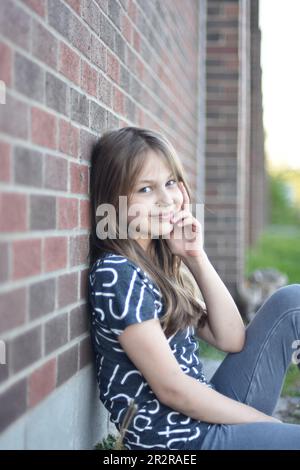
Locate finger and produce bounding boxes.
[179,181,190,209]
[177,216,194,227]
[178,218,201,232]
[172,209,190,224]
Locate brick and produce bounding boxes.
[107,50,120,83]
[44,154,68,191]
[12,238,42,280]
[0,360,9,384]
[91,35,106,71]
[133,29,141,53]
[30,194,56,230]
[127,0,137,22]
[79,335,93,369]
[120,64,130,94]
[46,72,68,116]
[70,88,89,126]
[57,344,78,386]
[29,278,55,320]
[82,0,100,34]
[0,378,27,434]
[10,325,42,374]
[113,87,125,114]
[80,268,88,300]
[14,53,44,102]
[58,271,78,309]
[0,94,29,139]
[81,61,98,97]
[48,0,71,40]
[14,146,43,188]
[100,11,115,50]
[90,101,107,133]
[0,42,12,87]
[58,197,78,229]
[70,304,88,340]
[69,14,91,59]
[96,0,108,13]
[59,119,79,158]
[80,199,91,229]
[65,0,81,14]
[79,128,97,162]
[0,141,11,182]
[31,107,57,150]
[124,95,135,121]
[115,31,126,61]
[0,192,27,233]
[107,111,119,129]
[0,242,9,283]
[121,13,132,44]
[0,287,26,334]
[21,0,46,17]
[58,42,80,85]
[45,313,68,355]
[108,0,121,29]
[69,235,89,267]
[28,358,56,409]
[32,21,58,69]
[0,1,30,51]
[70,162,89,194]
[98,73,112,105]
[44,236,68,272]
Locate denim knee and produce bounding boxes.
[268,284,300,313]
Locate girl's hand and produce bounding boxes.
[165,181,205,259]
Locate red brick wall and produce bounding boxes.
[0,0,201,435]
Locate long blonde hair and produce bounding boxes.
[88,126,207,339]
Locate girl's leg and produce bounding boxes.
[200,421,300,450]
[210,283,300,414]
[194,284,300,450]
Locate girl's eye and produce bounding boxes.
[138,179,177,193]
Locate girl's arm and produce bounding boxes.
[183,251,246,353]
[161,373,280,425]
[118,308,279,425]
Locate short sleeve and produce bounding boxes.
[90,258,160,337]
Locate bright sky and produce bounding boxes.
[259,0,300,170]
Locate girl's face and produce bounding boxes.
[127,150,184,251]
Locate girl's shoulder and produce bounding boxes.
[90,252,141,275]
[90,252,162,299]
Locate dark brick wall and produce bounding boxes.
[248,0,268,246]
[204,0,265,296]
[0,0,201,434]
[205,0,242,295]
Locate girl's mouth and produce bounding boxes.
[155,211,174,220]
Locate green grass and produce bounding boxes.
[94,433,120,450]
[198,340,226,361]
[245,224,300,397]
[281,364,300,397]
[245,225,300,284]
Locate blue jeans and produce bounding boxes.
[194,284,300,450]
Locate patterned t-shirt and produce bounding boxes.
[88,252,216,450]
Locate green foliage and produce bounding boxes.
[245,228,300,284]
[282,364,300,397]
[268,172,300,226]
[198,340,226,361]
[94,434,120,450]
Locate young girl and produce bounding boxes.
[88,126,300,450]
